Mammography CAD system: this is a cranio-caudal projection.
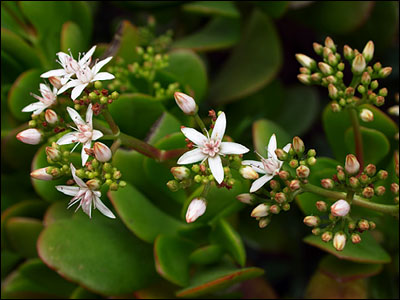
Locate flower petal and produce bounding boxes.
[39,83,51,96]
[81,190,93,218]
[92,130,103,141]
[177,148,207,165]
[86,103,93,126]
[58,79,80,95]
[92,72,115,82]
[79,45,96,65]
[267,134,277,159]
[55,185,80,196]
[22,102,46,114]
[250,174,273,193]
[56,132,77,145]
[283,143,292,153]
[181,127,207,146]
[242,160,266,174]
[81,140,91,166]
[208,155,224,184]
[71,83,88,100]
[68,189,86,208]
[211,112,226,141]
[94,196,116,219]
[93,56,113,74]
[220,142,249,155]
[70,163,88,188]
[41,69,67,78]
[67,106,85,126]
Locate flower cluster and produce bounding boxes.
[296,37,393,123]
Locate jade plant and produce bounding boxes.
[2,1,399,299]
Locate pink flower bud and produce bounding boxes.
[16,128,42,145]
[297,74,311,85]
[316,201,327,212]
[330,199,350,217]
[296,165,310,178]
[251,203,269,218]
[343,45,354,60]
[362,41,374,62]
[333,232,346,251]
[295,54,316,69]
[321,178,334,189]
[45,109,58,124]
[359,109,374,122]
[171,166,190,180]
[289,179,300,191]
[292,136,305,154]
[174,92,197,115]
[236,193,255,205]
[30,167,53,181]
[321,231,333,242]
[303,216,320,227]
[46,146,61,161]
[351,233,361,244]
[379,67,392,78]
[352,54,366,74]
[240,166,259,180]
[93,142,112,162]
[318,62,333,75]
[258,217,270,228]
[186,198,206,223]
[49,76,62,90]
[274,192,287,203]
[345,154,360,175]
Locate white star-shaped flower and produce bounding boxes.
[22,83,57,115]
[56,104,103,166]
[57,56,115,100]
[56,164,115,219]
[242,134,291,193]
[41,46,96,85]
[177,112,249,184]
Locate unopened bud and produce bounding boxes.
[30,167,53,181]
[236,193,255,205]
[337,170,346,181]
[375,186,386,196]
[321,178,334,189]
[251,203,269,218]
[328,84,338,99]
[295,54,316,69]
[345,154,360,175]
[16,128,43,145]
[391,183,399,195]
[171,166,190,181]
[186,198,206,223]
[93,142,112,162]
[313,42,323,55]
[323,47,333,58]
[167,180,179,192]
[369,221,376,230]
[379,67,392,78]
[364,164,376,176]
[304,216,320,227]
[296,165,310,179]
[377,170,388,180]
[46,146,61,161]
[362,187,374,198]
[378,88,388,97]
[361,72,371,85]
[174,92,197,115]
[258,217,270,228]
[240,166,259,180]
[343,45,354,60]
[359,174,370,185]
[49,76,62,90]
[331,102,341,112]
[312,228,321,235]
[297,74,311,85]
[333,232,346,251]
[321,231,333,242]
[325,37,336,51]
[362,41,374,62]
[86,179,101,190]
[352,54,366,75]
[292,136,305,155]
[269,204,280,214]
[318,62,333,75]
[274,192,287,204]
[311,72,322,82]
[330,199,350,217]
[278,170,290,180]
[275,148,288,161]
[358,219,370,231]
[327,53,338,66]
[360,109,374,122]
[289,180,301,191]
[351,233,362,244]
[269,180,280,190]
[316,201,327,212]
[44,109,58,124]
[348,176,360,188]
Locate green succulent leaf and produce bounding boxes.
[182,1,240,18]
[189,244,224,265]
[60,21,87,57]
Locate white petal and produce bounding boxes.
[86,104,93,126]
[92,72,115,81]
[283,143,292,153]
[267,134,277,159]
[220,142,249,155]
[58,79,80,94]
[55,185,80,196]
[93,56,113,74]
[39,83,51,95]
[81,190,93,218]
[208,155,224,184]
[94,196,116,219]
[57,52,70,65]
[81,140,91,166]
[71,83,88,100]
[56,132,77,145]
[181,127,207,146]
[242,160,266,174]
[70,163,88,188]
[211,112,226,141]
[41,69,67,78]
[92,130,103,141]
[22,102,46,113]
[67,106,85,126]
[177,148,207,165]
[68,189,86,208]
[79,45,96,65]
[250,174,273,193]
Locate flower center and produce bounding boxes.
[41,90,56,106]
[76,65,94,83]
[64,56,80,74]
[201,139,221,157]
[76,124,92,143]
[262,158,280,175]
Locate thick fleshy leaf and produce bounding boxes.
[154,235,196,286]
[1,250,22,280]
[60,21,87,57]
[146,112,182,145]
[108,182,186,243]
[318,255,383,282]
[70,286,101,299]
[37,212,156,296]
[173,17,240,52]
[1,50,24,84]
[253,1,289,18]
[303,232,391,264]
[176,265,264,298]
[189,245,224,265]
[182,1,240,18]
[164,49,208,102]
[69,1,93,41]
[210,219,246,267]
[210,10,282,104]
[8,69,44,122]
[5,217,43,258]
[43,201,74,227]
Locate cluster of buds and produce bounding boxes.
[296,37,392,122]
[137,20,174,54]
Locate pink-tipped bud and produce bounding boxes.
[333,232,346,251]
[236,193,255,205]
[364,164,376,176]
[391,183,399,195]
[274,192,287,204]
[324,36,335,51]
[362,41,374,62]
[278,170,290,180]
[328,84,338,99]
[303,216,320,227]
[358,219,370,231]
[379,67,392,78]
[297,74,312,85]
[289,179,301,191]
[86,179,101,190]
[330,199,350,217]
[313,42,323,55]
[30,167,53,181]
[45,146,61,161]
[251,203,269,218]
[93,142,112,162]
[174,92,197,115]
[269,204,280,214]
[345,154,360,175]
[171,166,190,180]
[359,109,374,122]
[377,170,388,180]
[49,76,62,90]
[295,54,316,69]
[318,62,333,75]
[316,201,327,212]
[349,176,360,188]
[16,128,42,145]
[44,109,58,124]
[352,54,366,75]
[321,231,333,242]
[362,187,374,198]
[258,217,270,228]
[321,178,334,189]
[240,166,259,180]
[343,45,354,60]
[351,233,362,244]
[292,136,305,154]
[296,165,310,179]
[186,198,206,223]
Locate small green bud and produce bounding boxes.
[308,149,316,157]
[307,157,317,166]
[370,80,378,90]
[192,164,200,173]
[89,92,98,100]
[119,181,127,188]
[377,170,388,180]
[94,81,103,89]
[194,175,202,183]
[110,182,119,191]
[103,163,113,172]
[289,159,299,168]
[29,120,37,127]
[111,91,119,100]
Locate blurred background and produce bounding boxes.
[2,1,399,299]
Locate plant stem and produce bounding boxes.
[194,113,208,135]
[102,110,120,136]
[348,108,364,172]
[301,183,399,217]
